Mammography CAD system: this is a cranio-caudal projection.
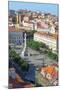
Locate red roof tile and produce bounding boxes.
[40,65,58,79]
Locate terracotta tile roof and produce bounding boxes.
[24,21,34,24]
[37,22,48,29]
[34,32,58,40]
[41,65,58,79]
[9,26,24,32]
[42,66,55,74]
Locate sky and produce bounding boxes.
[9,1,59,16]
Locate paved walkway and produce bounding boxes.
[14,47,58,67]
[24,47,57,67]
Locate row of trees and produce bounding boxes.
[27,39,58,61]
[9,49,29,71]
[27,39,47,51]
[48,50,58,61]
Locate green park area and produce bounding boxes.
[27,39,58,61]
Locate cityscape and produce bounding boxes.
[8,1,59,89]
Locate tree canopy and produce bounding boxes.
[48,50,58,61]
[9,49,29,71]
[12,16,17,24]
[27,39,46,50]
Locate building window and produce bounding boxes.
[19,40,21,45]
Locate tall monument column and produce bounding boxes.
[24,33,26,49]
[16,12,18,24]
[21,33,27,58]
[19,14,21,26]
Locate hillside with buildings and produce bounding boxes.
[8,9,58,88]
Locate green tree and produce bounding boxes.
[9,49,29,71]
[27,39,47,50]
[26,30,37,40]
[9,50,20,63]
[18,59,29,71]
[12,16,17,24]
[39,42,46,48]
[48,50,58,61]
[21,61,29,71]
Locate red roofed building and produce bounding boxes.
[40,64,58,80]
[37,22,48,29]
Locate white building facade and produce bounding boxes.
[22,20,37,30]
[34,32,57,52]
